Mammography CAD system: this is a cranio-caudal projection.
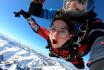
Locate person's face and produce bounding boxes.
[65,0,85,11]
[49,20,73,48]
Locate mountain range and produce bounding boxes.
[0,33,88,70]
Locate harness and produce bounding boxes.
[71,20,89,57]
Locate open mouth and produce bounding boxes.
[52,39,58,44]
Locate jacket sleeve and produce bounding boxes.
[28,2,57,21]
[26,17,49,40]
[87,36,104,67]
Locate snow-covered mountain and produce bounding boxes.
[0,34,88,70]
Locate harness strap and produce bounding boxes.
[70,20,89,57]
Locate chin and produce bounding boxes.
[52,44,62,49]
[52,44,58,48]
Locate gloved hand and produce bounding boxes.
[14,9,30,19]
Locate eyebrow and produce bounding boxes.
[58,28,69,30]
[60,28,68,29]
[51,26,69,30]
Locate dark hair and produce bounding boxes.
[51,10,75,34]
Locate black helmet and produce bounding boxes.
[63,0,95,17]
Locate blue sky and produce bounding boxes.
[0,0,63,55]
[0,0,104,67]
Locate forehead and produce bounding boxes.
[52,20,69,29]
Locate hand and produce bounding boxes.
[32,0,45,4]
[14,9,30,18]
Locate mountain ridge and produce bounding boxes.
[0,33,87,70]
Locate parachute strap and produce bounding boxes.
[70,20,89,57]
[78,20,89,38]
[78,18,104,56]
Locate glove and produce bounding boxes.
[14,9,30,19]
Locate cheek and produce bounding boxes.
[62,34,72,41]
[57,37,69,47]
[59,36,70,43]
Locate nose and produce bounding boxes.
[52,31,59,38]
[53,31,58,36]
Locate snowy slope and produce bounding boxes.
[0,34,88,70]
